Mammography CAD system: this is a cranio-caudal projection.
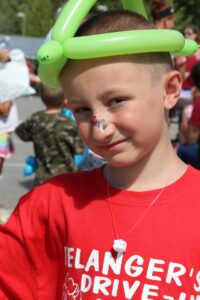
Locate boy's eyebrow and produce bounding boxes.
[98,88,130,99]
[68,98,86,105]
[68,88,130,105]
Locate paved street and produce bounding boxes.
[0,95,44,209]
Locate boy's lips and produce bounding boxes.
[98,138,129,150]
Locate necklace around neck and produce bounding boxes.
[106,166,174,254]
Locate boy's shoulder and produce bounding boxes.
[15,167,104,220]
[43,165,200,198]
[21,167,103,202]
[30,110,45,120]
[45,166,103,191]
[35,165,200,193]
[187,165,200,187]
[187,164,200,178]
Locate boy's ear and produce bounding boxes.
[163,70,182,110]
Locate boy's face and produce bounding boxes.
[61,56,180,167]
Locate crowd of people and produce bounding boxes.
[151,0,200,169]
[0,48,26,179]
[0,0,200,298]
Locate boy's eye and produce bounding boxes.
[109,97,126,106]
[74,107,91,114]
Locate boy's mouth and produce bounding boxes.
[99,138,129,150]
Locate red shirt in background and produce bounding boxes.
[182,55,200,90]
[190,95,200,126]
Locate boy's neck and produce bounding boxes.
[104,144,187,192]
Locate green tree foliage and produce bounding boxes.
[24,0,54,36]
[0,0,65,36]
[0,0,23,34]
[173,0,200,30]
[97,0,122,10]
[0,0,199,37]
[51,0,66,12]
[93,1,156,19]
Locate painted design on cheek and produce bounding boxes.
[92,116,108,131]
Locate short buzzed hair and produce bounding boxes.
[76,10,156,35]
[75,10,174,70]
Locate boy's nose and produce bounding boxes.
[92,115,114,141]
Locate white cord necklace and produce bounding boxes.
[106,166,174,254]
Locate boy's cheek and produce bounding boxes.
[117,113,142,128]
[77,125,91,142]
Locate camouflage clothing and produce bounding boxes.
[15,111,84,185]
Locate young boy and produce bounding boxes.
[1,9,200,300]
[15,83,84,185]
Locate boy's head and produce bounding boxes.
[75,10,174,72]
[61,10,175,86]
[60,10,182,167]
[61,10,179,99]
[39,83,65,109]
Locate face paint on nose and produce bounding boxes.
[92,116,108,131]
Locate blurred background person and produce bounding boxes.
[181,24,200,91]
[173,24,200,149]
[151,0,175,29]
[0,100,16,180]
[15,83,84,185]
[0,49,19,179]
[175,24,200,79]
[0,47,34,180]
[177,61,200,169]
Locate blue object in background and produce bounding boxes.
[74,145,89,168]
[62,108,89,168]
[61,108,75,121]
[23,155,37,176]
[177,143,200,169]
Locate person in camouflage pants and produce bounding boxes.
[15,83,84,185]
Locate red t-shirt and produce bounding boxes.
[190,95,200,126]
[1,166,200,299]
[182,55,200,90]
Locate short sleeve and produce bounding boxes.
[15,117,33,141]
[0,181,67,299]
[0,199,37,299]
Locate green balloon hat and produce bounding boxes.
[37,0,200,88]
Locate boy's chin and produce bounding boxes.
[107,159,135,168]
